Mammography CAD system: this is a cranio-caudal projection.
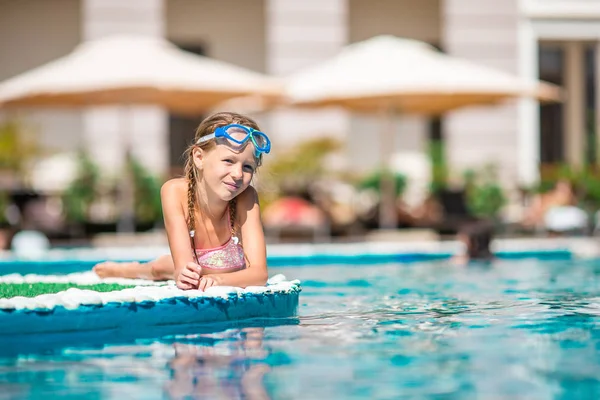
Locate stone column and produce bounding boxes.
[516,15,540,187]
[563,41,586,168]
[81,0,168,177]
[442,0,523,186]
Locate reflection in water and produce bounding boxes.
[165,327,270,400]
[0,323,288,400]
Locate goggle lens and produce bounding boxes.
[197,124,272,157]
[221,125,271,155]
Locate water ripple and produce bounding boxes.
[3,259,600,398]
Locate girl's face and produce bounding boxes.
[194,131,257,202]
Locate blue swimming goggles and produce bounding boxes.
[197,124,271,158]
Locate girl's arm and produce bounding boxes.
[161,179,200,288]
[204,186,269,288]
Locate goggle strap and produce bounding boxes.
[196,134,215,144]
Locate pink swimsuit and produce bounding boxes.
[192,207,246,273]
[194,236,246,272]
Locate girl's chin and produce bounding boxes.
[203,186,236,203]
[223,183,245,197]
[219,189,238,201]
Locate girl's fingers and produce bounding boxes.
[198,278,214,291]
[179,275,198,287]
[176,281,192,290]
[198,277,216,291]
[197,279,206,291]
[176,263,204,290]
[186,262,202,274]
[180,268,199,280]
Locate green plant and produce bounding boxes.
[259,137,342,209]
[128,157,163,223]
[265,137,341,183]
[463,164,507,218]
[0,120,43,186]
[0,119,42,174]
[358,169,407,197]
[62,152,101,222]
[564,168,600,211]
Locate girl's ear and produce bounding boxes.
[192,147,204,169]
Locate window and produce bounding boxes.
[538,43,564,164]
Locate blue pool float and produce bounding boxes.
[0,273,300,336]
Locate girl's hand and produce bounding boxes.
[176,262,202,290]
[198,275,218,291]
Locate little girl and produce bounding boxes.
[93,112,270,291]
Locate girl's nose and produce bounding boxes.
[230,164,243,180]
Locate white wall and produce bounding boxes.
[0,0,82,153]
[166,0,266,73]
[265,0,350,156]
[349,0,441,44]
[443,0,522,185]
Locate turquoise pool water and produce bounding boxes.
[2,257,600,399]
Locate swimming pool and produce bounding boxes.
[2,256,600,399]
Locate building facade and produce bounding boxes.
[0,0,598,189]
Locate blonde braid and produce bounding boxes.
[184,151,197,237]
[229,199,236,236]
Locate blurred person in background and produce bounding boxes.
[310,180,359,236]
[451,220,495,265]
[521,179,575,227]
[10,199,52,258]
[522,179,587,234]
[397,192,444,229]
[93,112,271,290]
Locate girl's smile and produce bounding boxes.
[224,182,240,192]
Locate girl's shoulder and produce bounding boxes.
[235,185,259,209]
[160,177,188,202]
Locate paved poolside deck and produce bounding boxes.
[1,235,599,263]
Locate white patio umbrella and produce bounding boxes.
[0,34,282,113]
[285,35,561,229]
[0,34,282,232]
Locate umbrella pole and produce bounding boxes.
[378,105,397,230]
[116,106,136,234]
